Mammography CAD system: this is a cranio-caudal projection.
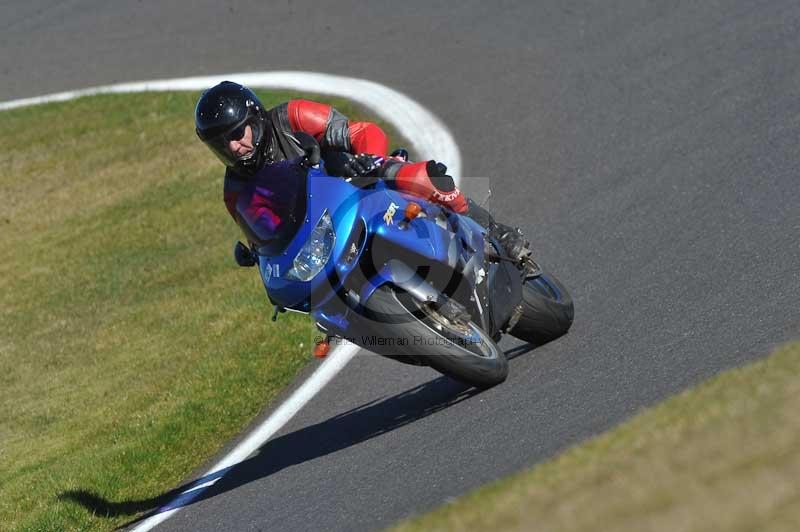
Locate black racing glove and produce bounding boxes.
[324,151,385,178]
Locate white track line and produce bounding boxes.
[0,71,461,178]
[0,71,461,531]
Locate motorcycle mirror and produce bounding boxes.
[234,241,257,267]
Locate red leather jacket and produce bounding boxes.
[224,99,467,243]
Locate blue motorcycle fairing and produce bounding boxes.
[257,162,488,335]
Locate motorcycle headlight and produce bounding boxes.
[285,211,336,281]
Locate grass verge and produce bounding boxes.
[391,341,800,532]
[0,90,400,531]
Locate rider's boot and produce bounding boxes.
[465,198,533,262]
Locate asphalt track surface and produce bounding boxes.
[4,1,800,530]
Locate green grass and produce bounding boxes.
[390,341,800,532]
[0,90,401,531]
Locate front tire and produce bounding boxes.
[508,270,574,345]
[362,286,508,389]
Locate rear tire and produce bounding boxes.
[362,286,508,389]
[508,270,574,345]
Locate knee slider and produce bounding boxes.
[426,160,455,192]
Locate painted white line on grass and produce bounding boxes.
[0,71,461,177]
[0,72,462,531]
[132,343,360,531]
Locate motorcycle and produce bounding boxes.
[234,141,573,389]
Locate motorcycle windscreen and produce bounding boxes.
[234,160,308,257]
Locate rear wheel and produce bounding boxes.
[363,286,508,389]
[508,270,574,344]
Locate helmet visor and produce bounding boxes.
[200,115,264,168]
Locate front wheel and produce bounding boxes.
[508,270,574,345]
[362,286,508,389]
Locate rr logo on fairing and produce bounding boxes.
[383,202,399,225]
[263,263,281,282]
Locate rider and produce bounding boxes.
[194,81,530,259]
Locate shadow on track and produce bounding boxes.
[504,342,538,360]
[59,372,483,525]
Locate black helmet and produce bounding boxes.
[195,81,270,175]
